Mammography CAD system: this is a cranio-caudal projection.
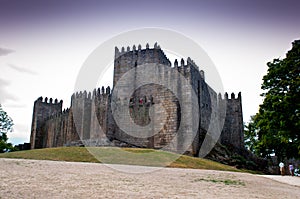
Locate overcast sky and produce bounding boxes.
[0,0,299,144]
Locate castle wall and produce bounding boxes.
[30,97,62,149]
[39,109,79,148]
[88,87,112,145]
[221,92,244,149]
[113,44,171,87]
[30,44,245,156]
[112,84,180,150]
[71,91,92,141]
[111,47,200,155]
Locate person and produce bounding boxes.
[279,162,285,176]
[288,163,294,176]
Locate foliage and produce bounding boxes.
[244,116,259,154]
[246,40,300,161]
[0,104,14,153]
[193,177,245,186]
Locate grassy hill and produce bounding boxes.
[0,147,242,172]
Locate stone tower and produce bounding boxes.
[30,97,62,149]
[29,43,245,157]
[221,92,244,149]
[113,43,171,87]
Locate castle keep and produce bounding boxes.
[30,43,244,156]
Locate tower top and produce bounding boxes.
[114,42,162,57]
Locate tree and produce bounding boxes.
[244,116,259,154]
[247,40,300,161]
[0,104,14,152]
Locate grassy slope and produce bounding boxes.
[0,147,241,172]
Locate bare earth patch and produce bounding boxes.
[0,158,299,198]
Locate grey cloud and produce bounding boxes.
[0,78,18,104]
[3,103,27,108]
[0,47,15,56]
[7,63,37,75]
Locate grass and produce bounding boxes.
[193,178,245,186]
[0,147,242,172]
[0,147,99,163]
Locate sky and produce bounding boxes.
[0,0,299,145]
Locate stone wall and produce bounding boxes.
[30,43,245,157]
[42,109,79,148]
[30,97,62,149]
[220,92,244,149]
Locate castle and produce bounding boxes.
[30,43,244,157]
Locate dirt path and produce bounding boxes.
[259,175,300,187]
[0,158,299,198]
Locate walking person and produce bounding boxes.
[279,162,285,176]
[288,163,294,176]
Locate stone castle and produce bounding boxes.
[30,43,244,157]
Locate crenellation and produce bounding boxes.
[115,47,120,57]
[218,93,222,100]
[83,91,87,98]
[222,92,242,100]
[180,58,184,66]
[231,92,235,99]
[174,59,178,67]
[224,92,228,99]
[31,44,244,156]
[37,96,62,105]
[199,70,205,80]
[92,89,96,98]
[106,86,111,94]
[187,57,199,72]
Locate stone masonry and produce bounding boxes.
[30,43,244,157]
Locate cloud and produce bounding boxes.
[0,78,18,104]
[3,103,27,108]
[0,47,15,56]
[7,63,37,75]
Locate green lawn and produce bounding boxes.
[0,147,241,172]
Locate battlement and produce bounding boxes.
[114,43,171,66]
[172,57,202,73]
[36,96,63,105]
[115,43,202,72]
[186,57,199,69]
[62,108,70,114]
[223,92,242,100]
[71,86,111,100]
[30,44,244,154]
[115,42,162,57]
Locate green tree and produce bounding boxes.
[248,40,300,161]
[244,116,259,154]
[0,104,14,152]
